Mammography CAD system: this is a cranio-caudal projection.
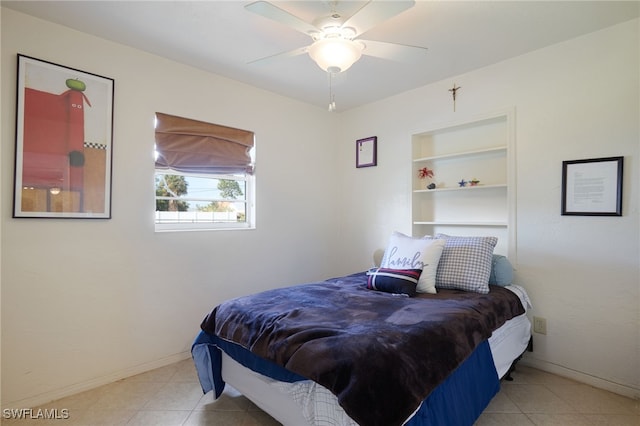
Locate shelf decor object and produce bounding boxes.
[418,166,435,189]
[356,136,377,168]
[13,54,114,219]
[418,166,434,179]
[561,156,623,216]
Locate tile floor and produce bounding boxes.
[3,359,638,425]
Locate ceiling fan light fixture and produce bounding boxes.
[308,37,363,73]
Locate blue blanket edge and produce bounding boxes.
[191,330,499,425]
[191,330,306,397]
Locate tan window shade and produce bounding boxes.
[155,112,254,175]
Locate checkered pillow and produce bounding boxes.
[435,234,498,294]
[366,268,422,297]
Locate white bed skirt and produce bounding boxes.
[218,310,531,426]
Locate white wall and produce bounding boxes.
[1,9,340,407]
[0,4,4,410]
[1,7,638,409]
[337,19,639,397]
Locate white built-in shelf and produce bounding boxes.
[413,183,507,193]
[410,108,516,261]
[413,146,506,163]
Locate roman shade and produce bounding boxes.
[155,112,254,175]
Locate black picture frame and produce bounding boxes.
[561,156,623,216]
[13,54,114,218]
[356,136,377,168]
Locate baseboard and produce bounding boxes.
[8,351,638,409]
[2,351,192,410]
[519,355,640,400]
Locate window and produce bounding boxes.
[154,113,255,231]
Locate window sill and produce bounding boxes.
[154,222,255,232]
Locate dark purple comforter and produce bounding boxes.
[200,272,525,426]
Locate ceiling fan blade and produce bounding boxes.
[359,39,428,63]
[247,45,310,65]
[342,0,415,37]
[245,1,319,35]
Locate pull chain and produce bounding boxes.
[328,71,336,112]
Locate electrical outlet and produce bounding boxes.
[533,316,547,335]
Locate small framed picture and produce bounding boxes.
[561,156,623,216]
[356,136,377,168]
[13,54,114,218]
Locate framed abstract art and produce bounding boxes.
[13,54,114,218]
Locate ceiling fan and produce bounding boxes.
[245,0,428,74]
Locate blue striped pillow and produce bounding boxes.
[366,268,422,297]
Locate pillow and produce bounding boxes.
[380,231,445,294]
[489,254,514,286]
[366,268,422,297]
[434,234,498,294]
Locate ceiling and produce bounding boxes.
[3,1,639,111]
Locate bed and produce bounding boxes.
[192,233,532,426]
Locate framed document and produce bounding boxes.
[561,156,623,216]
[356,136,377,168]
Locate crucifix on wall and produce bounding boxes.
[449,83,461,112]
